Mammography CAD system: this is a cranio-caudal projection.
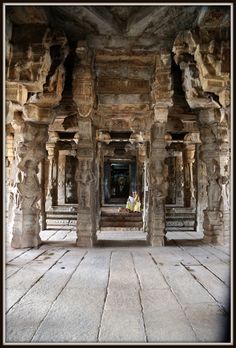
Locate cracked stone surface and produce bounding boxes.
[5,228,231,343]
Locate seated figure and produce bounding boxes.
[126,191,141,212]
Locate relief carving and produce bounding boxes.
[199,108,230,244]
[73,41,95,118]
[10,120,48,248]
[76,159,95,209]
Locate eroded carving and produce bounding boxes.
[76,159,96,209]
[73,41,95,118]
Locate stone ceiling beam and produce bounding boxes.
[126,6,166,36]
[84,6,122,34]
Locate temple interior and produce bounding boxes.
[5,4,231,248]
[4,4,232,344]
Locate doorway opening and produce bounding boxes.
[104,160,136,205]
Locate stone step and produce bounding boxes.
[51,205,77,212]
[101,216,143,222]
[100,212,143,228]
[46,213,77,219]
[101,221,143,228]
[166,213,196,220]
[166,219,196,226]
[46,219,77,227]
[166,227,195,231]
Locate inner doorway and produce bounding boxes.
[104,160,136,204]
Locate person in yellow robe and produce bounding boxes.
[126,191,141,212]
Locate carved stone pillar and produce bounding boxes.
[40,158,47,231]
[196,145,208,233]
[199,108,230,244]
[96,142,102,231]
[11,118,48,248]
[183,144,196,208]
[148,50,173,246]
[6,27,68,248]
[6,133,14,217]
[75,119,97,247]
[45,138,58,211]
[148,108,169,246]
[57,151,66,205]
[175,153,184,206]
[73,41,97,248]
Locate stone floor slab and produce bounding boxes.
[141,289,197,342]
[5,228,231,344]
[31,251,111,342]
[183,303,230,342]
[157,263,215,305]
[6,249,86,343]
[185,265,230,311]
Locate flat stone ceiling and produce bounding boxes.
[6,5,230,49]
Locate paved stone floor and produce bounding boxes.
[4,228,231,343]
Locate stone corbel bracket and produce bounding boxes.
[173,30,230,109]
[7,27,69,125]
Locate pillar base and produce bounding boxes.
[76,235,97,248]
[11,233,41,249]
[202,234,224,245]
[11,211,41,249]
[149,235,166,247]
[203,209,226,245]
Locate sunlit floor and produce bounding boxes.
[5,227,231,343]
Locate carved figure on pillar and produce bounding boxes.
[199,108,229,244]
[7,26,69,249]
[148,50,173,247]
[11,121,48,248]
[183,143,196,208]
[148,118,169,246]
[73,41,95,119]
[76,159,95,209]
[207,160,221,211]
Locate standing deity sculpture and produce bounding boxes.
[207,160,222,211]
[76,160,95,209]
[17,160,41,211]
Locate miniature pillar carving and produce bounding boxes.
[199,108,230,244]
